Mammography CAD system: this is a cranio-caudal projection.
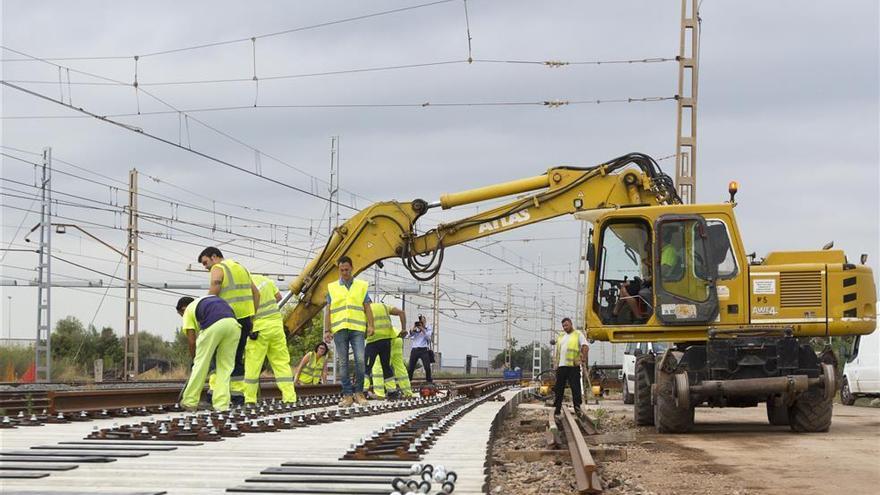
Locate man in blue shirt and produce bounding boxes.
[407,314,434,383]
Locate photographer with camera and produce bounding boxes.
[407,314,434,383]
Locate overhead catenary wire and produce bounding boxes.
[1,46,375,208]
[0,0,459,62]
[1,81,360,212]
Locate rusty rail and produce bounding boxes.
[560,407,602,494]
[47,383,341,413]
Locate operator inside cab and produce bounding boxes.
[608,226,683,324]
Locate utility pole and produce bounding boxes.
[123,169,139,380]
[328,136,340,235]
[432,272,440,352]
[504,284,512,370]
[675,0,700,203]
[551,295,556,369]
[35,147,52,382]
[327,136,341,384]
[575,221,588,330]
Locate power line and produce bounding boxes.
[0,0,458,62]
[2,81,359,212]
[0,96,677,119]
[1,47,374,208]
[1,56,675,88]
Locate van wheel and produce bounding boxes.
[623,379,634,404]
[633,355,654,426]
[840,377,855,406]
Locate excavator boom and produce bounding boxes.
[283,153,677,334]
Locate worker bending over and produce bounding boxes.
[385,331,414,398]
[553,317,589,417]
[243,274,296,404]
[324,256,375,407]
[294,342,329,385]
[198,247,260,404]
[364,301,406,399]
[176,296,241,411]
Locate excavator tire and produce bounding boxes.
[654,369,694,433]
[789,388,832,433]
[766,399,790,426]
[633,354,654,426]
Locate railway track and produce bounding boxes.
[0,379,610,493]
[0,378,499,420]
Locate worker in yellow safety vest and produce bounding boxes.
[176,295,241,411]
[324,255,375,408]
[363,301,406,399]
[242,275,296,404]
[198,247,260,405]
[294,342,329,385]
[552,317,589,417]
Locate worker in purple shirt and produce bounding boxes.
[407,315,434,383]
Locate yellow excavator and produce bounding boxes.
[281,152,876,433]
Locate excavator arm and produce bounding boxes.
[282,152,678,334]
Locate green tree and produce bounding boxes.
[287,313,324,364]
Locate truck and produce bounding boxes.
[281,152,877,433]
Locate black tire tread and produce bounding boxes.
[633,355,654,426]
[654,372,694,433]
[789,389,832,433]
[623,379,634,405]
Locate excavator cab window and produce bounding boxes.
[594,220,653,325]
[654,215,720,325]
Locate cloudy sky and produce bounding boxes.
[1,0,877,365]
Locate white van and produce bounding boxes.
[622,342,668,404]
[841,330,880,404]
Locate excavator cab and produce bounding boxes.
[588,209,722,331]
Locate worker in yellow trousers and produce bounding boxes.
[242,275,296,404]
[294,342,329,385]
[388,334,413,398]
[363,301,406,399]
[370,332,413,399]
[176,295,240,411]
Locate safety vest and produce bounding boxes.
[215,259,255,318]
[301,351,325,382]
[327,279,369,333]
[252,274,283,325]
[556,331,582,367]
[366,303,397,343]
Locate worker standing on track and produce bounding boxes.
[364,301,406,399]
[324,256,375,407]
[385,330,414,398]
[198,247,260,405]
[176,296,240,411]
[294,342,329,385]
[243,274,296,404]
[553,317,589,417]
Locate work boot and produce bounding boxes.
[338,395,354,408]
[354,393,368,406]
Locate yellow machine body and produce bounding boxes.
[582,204,877,343]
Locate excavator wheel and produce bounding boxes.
[654,368,694,433]
[789,387,833,433]
[766,399,790,426]
[633,354,655,426]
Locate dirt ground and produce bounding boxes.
[488,393,880,495]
